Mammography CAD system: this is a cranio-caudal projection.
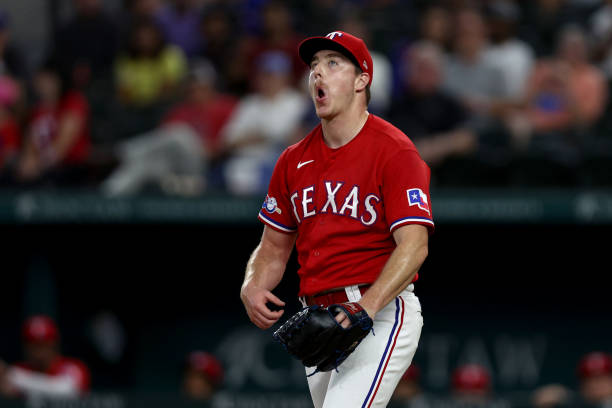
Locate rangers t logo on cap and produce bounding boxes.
[326,31,343,40]
[298,30,374,86]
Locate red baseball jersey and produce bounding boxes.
[15,356,91,393]
[258,114,434,296]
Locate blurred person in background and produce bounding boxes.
[0,315,90,399]
[577,352,612,407]
[531,383,573,408]
[590,0,612,78]
[340,14,393,116]
[0,75,21,183]
[119,0,163,42]
[53,0,118,88]
[504,26,606,164]
[294,0,342,37]
[387,41,476,169]
[450,363,492,406]
[102,60,237,196]
[484,0,535,101]
[443,7,507,119]
[182,351,223,401]
[522,0,575,57]
[359,0,417,56]
[419,5,452,51]
[392,364,431,407]
[198,5,246,94]
[156,0,203,59]
[220,51,307,195]
[17,60,91,186]
[115,17,187,107]
[245,1,305,87]
[0,10,28,81]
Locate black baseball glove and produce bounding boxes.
[272,302,373,373]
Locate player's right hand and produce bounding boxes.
[241,284,285,329]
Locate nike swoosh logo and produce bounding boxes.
[297,160,314,169]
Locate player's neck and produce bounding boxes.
[321,108,369,149]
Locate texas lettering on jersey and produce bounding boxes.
[289,182,381,226]
[258,114,434,296]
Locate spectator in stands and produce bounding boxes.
[156,0,203,59]
[392,364,429,406]
[484,0,535,101]
[504,26,607,157]
[522,0,575,57]
[0,10,27,80]
[359,0,417,56]
[53,0,118,87]
[199,5,245,94]
[119,0,163,44]
[182,351,223,400]
[0,75,20,182]
[221,51,307,195]
[590,0,612,78]
[577,351,612,407]
[340,14,393,116]
[450,364,493,406]
[115,17,187,107]
[531,383,573,408]
[293,0,341,37]
[0,315,90,398]
[102,60,237,196]
[387,41,476,168]
[245,1,304,87]
[419,5,452,51]
[443,7,507,118]
[17,60,91,185]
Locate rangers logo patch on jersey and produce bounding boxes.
[263,196,282,214]
[407,188,430,215]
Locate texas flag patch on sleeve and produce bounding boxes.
[407,188,430,215]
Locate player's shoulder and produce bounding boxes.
[367,114,418,152]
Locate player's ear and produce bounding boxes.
[354,72,369,93]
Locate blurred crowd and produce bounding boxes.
[2,315,612,407]
[391,356,612,408]
[0,315,224,402]
[1,0,612,195]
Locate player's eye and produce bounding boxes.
[310,61,318,70]
[329,59,338,67]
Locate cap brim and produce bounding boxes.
[298,37,360,69]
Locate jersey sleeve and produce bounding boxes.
[258,150,298,234]
[381,149,435,233]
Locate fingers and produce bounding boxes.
[265,292,286,307]
[335,311,351,329]
[243,288,285,329]
[250,308,284,329]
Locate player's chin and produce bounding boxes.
[314,105,334,120]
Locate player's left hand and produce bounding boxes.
[336,302,376,327]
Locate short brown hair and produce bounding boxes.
[354,66,371,105]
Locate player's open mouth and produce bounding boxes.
[315,87,327,103]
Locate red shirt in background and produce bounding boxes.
[162,95,237,152]
[15,356,91,394]
[0,117,20,167]
[28,91,91,165]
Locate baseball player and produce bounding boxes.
[240,31,433,407]
[0,315,90,398]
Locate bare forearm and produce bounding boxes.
[358,226,428,317]
[242,242,288,292]
[241,227,296,329]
